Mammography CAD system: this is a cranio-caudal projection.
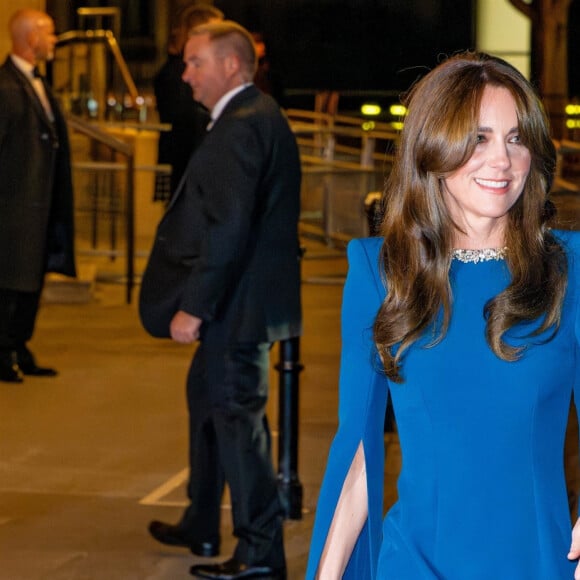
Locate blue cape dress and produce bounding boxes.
[306,232,580,579]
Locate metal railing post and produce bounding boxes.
[125,154,135,304]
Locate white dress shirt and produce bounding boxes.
[207,82,253,130]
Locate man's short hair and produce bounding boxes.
[190,20,257,81]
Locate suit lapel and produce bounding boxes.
[27,76,56,128]
[6,58,56,129]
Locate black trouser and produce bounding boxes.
[0,288,41,356]
[179,321,285,569]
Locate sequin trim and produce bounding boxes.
[451,247,508,264]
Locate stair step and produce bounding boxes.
[42,262,97,304]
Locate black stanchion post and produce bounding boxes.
[276,336,304,520]
[364,191,382,237]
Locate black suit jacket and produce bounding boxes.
[0,56,76,292]
[140,85,302,342]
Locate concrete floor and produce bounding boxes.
[0,233,351,580]
[0,189,579,580]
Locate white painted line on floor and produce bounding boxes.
[139,468,189,506]
[139,467,233,510]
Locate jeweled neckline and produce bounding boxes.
[451,247,508,264]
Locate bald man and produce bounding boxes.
[0,9,76,383]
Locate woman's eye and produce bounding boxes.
[476,134,486,144]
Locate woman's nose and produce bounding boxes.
[488,141,511,169]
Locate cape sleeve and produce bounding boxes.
[562,230,580,518]
[305,237,389,579]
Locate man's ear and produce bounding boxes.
[27,29,39,50]
[224,53,241,77]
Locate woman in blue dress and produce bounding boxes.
[306,52,580,579]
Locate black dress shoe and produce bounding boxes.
[190,558,286,580]
[16,349,57,377]
[0,359,23,383]
[19,362,57,377]
[148,520,219,557]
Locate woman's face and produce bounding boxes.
[442,85,532,243]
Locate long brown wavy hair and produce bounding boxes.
[374,51,567,382]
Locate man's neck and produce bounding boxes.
[11,46,36,65]
[210,82,252,122]
[11,54,35,72]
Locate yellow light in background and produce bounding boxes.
[361,103,381,116]
[361,121,376,131]
[566,119,580,129]
[389,104,408,117]
[391,121,405,131]
[566,104,580,116]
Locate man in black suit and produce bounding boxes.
[140,21,302,580]
[0,9,76,384]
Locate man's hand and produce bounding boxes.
[568,517,580,578]
[170,310,203,344]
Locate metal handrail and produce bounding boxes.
[66,114,136,304]
[287,109,399,169]
[56,29,139,103]
[553,139,580,193]
[66,113,132,156]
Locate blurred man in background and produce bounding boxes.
[0,9,76,384]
